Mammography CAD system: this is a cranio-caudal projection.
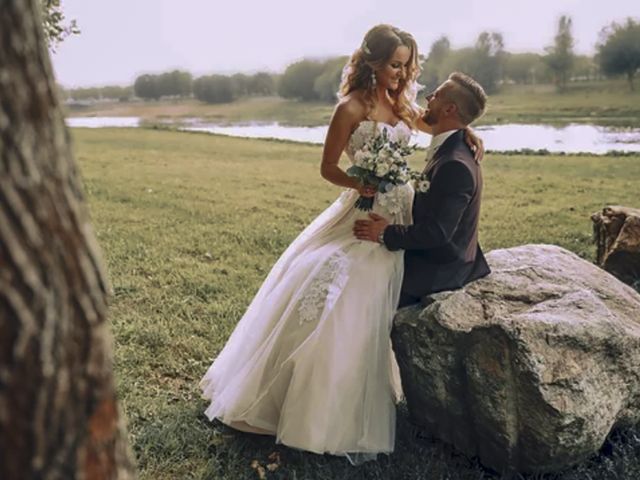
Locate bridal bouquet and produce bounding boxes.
[347,127,427,211]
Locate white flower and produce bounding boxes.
[375,163,390,176]
[417,180,430,193]
[354,150,367,166]
[379,149,391,161]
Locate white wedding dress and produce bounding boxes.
[200,120,415,463]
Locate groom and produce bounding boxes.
[354,72,490,307]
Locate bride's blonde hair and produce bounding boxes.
[339,24,421,126]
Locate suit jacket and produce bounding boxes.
[383,129,490,299]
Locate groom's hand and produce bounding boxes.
[353,213,389,242]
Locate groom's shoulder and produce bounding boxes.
[445,136,479,173]
[434,150,477,188]
[450,132,476,158]
[439,138,475,165]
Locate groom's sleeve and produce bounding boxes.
[383,161,474,251]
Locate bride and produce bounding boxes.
[200,24,482,463]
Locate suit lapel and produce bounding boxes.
[423,130,464,180]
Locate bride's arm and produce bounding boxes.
[321,101,375,197]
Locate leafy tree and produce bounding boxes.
[108,85,133,101]
[572,55,599,81]
[278,59,325,101]
[134,74,161,100]
[313,56,349,103]
[159,70,192,97]
[439,47,477,84]
[597,18,640,91]
[428,36,451,65]
[67,85,133,101]
[471,31,506,93]
[432,33,505,94]
[419,36,451,92]
[545,15,575,91]
[40,0,79,49]
[231,73,249,97]
[193,75,236,103]
[133,71,192,100]
[503,53,550,84]
[248,72,276,96]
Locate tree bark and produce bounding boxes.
[0,1,136,478]
[591,205,640,287]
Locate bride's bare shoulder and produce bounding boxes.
[333,91,368,125]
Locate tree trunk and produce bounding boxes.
[628,70,635,92]
[591,205,640,288]
[0,1,136,478]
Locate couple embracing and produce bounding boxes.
[200,24,490,464]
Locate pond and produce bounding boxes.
[66,117,640,154]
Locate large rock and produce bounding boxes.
[392,244,640,474]
[591,205,640,287]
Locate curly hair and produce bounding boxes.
[339,24,421,126]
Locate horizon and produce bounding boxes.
[52,0,640,89]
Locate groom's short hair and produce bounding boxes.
[447,72,487,125]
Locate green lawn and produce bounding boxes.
[74,128,640,479]
[70,79,640,127]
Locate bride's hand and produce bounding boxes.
[354,182,376,197]
[463,127,485,163]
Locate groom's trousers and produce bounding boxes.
[397,292,421,309]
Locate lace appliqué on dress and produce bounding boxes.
[298,251,349,325]
[345,122,374,158]
[376,187,411,216]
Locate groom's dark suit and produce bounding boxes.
[383,129,490,307]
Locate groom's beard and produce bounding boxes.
[422,108,439,126]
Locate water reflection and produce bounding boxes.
[66,116,140,128]
[475,124,640,154]
[66,117,640,154]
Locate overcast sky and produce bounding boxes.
[51,0,640,88]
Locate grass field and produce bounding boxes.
[70,79,640,128]
[75,128,640,479]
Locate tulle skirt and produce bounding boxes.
[200,186,414,462]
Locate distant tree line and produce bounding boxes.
[63,15,639,104]
[277,56,349,102]
[420,15,638,94]
[63,85,133,102]
[133,70,193,100]
[193,72,277,103]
